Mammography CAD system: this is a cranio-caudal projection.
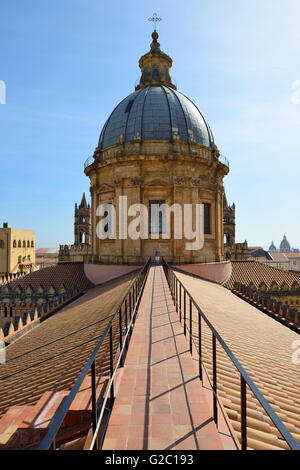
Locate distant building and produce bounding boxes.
[59,193,91,263]
[0,223,36,275]
[223,196,248,260]
[280,235,291,253]
[268,241,276,252]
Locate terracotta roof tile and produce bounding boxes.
[177,272,300,450]
[224,260,300,290]
[0,263,92,293]
[0,271,138,419]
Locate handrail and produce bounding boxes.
[38,257,151,450]
[84,155,94,169]
[162,257,300,451]
[220,154,229,168]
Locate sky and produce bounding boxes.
[0,0,299,249]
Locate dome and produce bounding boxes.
[99,86,214,151]
[280,235,291,253]
[268,241,276,252]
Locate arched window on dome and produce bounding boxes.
[152,66,160,81]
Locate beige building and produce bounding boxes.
[84,32,229,264]
[0,223,36,275]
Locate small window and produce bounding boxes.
[31,241,34,247]
[27,240,30,247]
[204,203,211,234]
[125,100,134,113]
[13,240,16,248]
[143,67,149,81]
[163,66,168,81]
[0,240,4,248]
[152,66,160,81]
[23,241,26,248]
[149,200,166,235]
[18,240,21,247]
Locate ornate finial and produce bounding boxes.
[148,12,162,32]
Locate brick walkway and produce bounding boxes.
[102,266,224,450]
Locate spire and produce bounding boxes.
[80,192,88,209]
[136,31,176,90]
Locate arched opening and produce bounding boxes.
[80,231,86,244]
[31,241,34,248]
[13,240,17,248]
[152,65,159,81]
[23,241,26,248]
[18,240,21,248]
[27,240,30,247]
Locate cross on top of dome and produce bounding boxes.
[148,13,162,32]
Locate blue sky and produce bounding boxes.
[0,0,299,249]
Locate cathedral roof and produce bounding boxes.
[98,32,214,151]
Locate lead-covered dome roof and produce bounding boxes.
[98,31,214,151]
[99,85,214,150]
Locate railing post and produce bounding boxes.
[241,376,247,450]
[212,334,218,426]
[125,299,128,353]
[109,327,114,400]
[189,298,192,354]
[129,292,132,325]
[91,360,97,440]
[184,290,186,336]
[198,310,202,381]
[119,307,124,367]
[175,279,178,313]
[179,284,182,323]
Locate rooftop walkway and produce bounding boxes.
[103,266,227,451]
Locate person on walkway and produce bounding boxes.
[225,248,231,262]
[155,249,160,264]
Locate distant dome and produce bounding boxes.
[269,241,276,252]
[280,235,291,253]
[99,86,214,150]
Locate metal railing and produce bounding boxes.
[84,155,94,170]
[38,257,151,450]
[162,257,300,451]
[220,154,229,168]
